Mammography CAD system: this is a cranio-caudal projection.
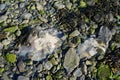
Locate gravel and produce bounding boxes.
[0,0,120,80]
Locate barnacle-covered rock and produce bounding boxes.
[16,27,63,61]
[76,38,106,59]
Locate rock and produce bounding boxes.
[17,28,62,61]
[44,61,53,70]
[2,72,9,80]
[0,15,8,23]
[86,0,96,6]
[76,38,106,59]
[98,26,114,46]
[37,64,43,72]
[36,3,43,10]
[0,43,3,50]
[73,68,82,77]
[69,30,80,38]
[85,60,92,66]
[17,60,26,72]
[54,2,65,9]
[18,2,25,8]
[78,75,85,80]
[39,17,48,23]
[63,48,79,73]
[81,63,87,75]
[0,4,6,10]
[69,76,77,80]
[46,75,52,80]
[17,76,29,80]
[65,2,72,9]
[2,39,10,46]
[23,13,32,20]
[15,30,21,36]
[49,57,58,65]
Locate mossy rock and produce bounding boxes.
[46,75,53,80]
[79,0,87,8]
[0,67,4,73]
[3,26,18,33]
[5,53,17,63]
[97,64,111,80]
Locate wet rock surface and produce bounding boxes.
[0,0,120,80]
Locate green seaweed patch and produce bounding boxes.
[3,26,18,33]
[97,63,111,80]
[5,53,17,63]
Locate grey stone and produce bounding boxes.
[63,48,79,73]
[17,76,29,80]
[76,38,106,59]
[15,30,21,36]
[44,61,53,70]
[0,15,8,23]
[0,4,6,10]
[0,43,3,50]
[69,30,80,38]
[98,26,115,47]
[37,64,43,72]
[19,2,25,8]
[17,60,26,72]
[78,75,85,80]
[2,39,10,46]
[2,72,9,80]
[36,3,43,10]
[73,68,82,77]
[65,2,72,9]
[86,0,96,6]
[54,2,65,9]
[23,13,32,20]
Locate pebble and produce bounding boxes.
[44,61,53,70]
[0,43,3,50]
[36,3,43,10]
[54,2,65,9]
[17,60,26,72]
[19,2,25,8]
[0,15,8,23]
[37,64,43,72]
[2,39,10,46]
[73,68,82,77]
[23,13,32,20]
[69,30,80,38]
[65,2,72,9]
[2,72,9,80]
[15,30,21,36]
[17,76,29,80]
[0,4,6,10]
[86,0,96,6]
[63,48,79,73]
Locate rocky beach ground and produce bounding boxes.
[0,0,120,80]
